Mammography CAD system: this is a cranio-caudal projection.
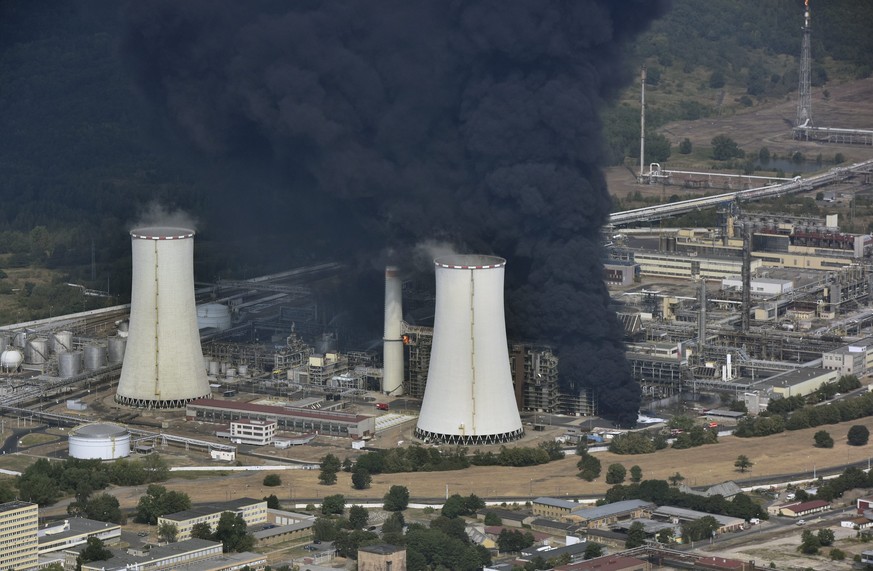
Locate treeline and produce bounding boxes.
[736,379,870,438]
[352,442,564,474]
[15,456,170,506]
[603,479,767,522]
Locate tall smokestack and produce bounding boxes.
[415,255,523,445]
[116,227,211,408]
[382,266,404,395]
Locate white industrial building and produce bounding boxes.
[721,276,794,295]
[415,255,524,445]
[116,227,212,408]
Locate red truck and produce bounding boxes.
[375,403,389,411]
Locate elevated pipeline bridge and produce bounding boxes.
[609,159,873,227]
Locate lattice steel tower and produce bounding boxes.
[796,0,813,130]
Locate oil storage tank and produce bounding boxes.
[68,423,131,460]
[59,351,82,378]
[84,344,107,371]
[108,336,126,365]
[415,255,524,445]
[25,337,49,365]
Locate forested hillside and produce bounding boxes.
[1,0,872,320]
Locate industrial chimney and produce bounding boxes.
[115,227,211,408]
[382,266,404,395]
[415,255,524,445]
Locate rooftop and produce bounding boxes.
[161,498,265,522]
[570,499,654,520]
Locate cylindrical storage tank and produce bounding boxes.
[13,331,27,348]
[116,227,211,408]
[382,266,404,396]
[197,303,232,330]
[26,337,49,365]
[52,331,74,354]
[238,364,248,376]
[68,423,131,460]
[59,351,83,378]
[108,336,127,364]
[84,345,107,371]
[0,333,11,351]
[1,348,23,372]
[226,368,236,378]
[220,362,228,374]
[415,255,524,445]
[208,361,219,375]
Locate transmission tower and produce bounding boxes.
[796,0,813,129]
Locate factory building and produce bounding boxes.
[632,251,761,280]
[822,338,873,376]
[415,255,524,445]
[186,399,376,438]
[721,276,793,296]
[604,260,637,286]
[116,227,211,408]
[755,367,839,399]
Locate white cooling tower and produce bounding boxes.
[382,266,404,396]
[115,227,211,408]
[415,255,524,445]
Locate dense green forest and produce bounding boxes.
[1,1,872,320]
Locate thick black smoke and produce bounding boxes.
[122,0,668,426]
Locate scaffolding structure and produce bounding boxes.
[511,344,560,413]
[402,324,433,398]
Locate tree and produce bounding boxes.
[263,494,280,509]
[630,465,643,483]
[382,511,405,534]
[312,517,340,542]
[262,474,282,487]
[214,512,255,553]
[383,485,410,511]
[683,516,719,542]
[814,430,834,448]
[678,138,693,154]
[319,453,341,485]
[69,492,124,524]
[668,472,685,486]
[734,455,753,473]
[711,134,743,160]
[351,467,371,490]
[484,511,502,526]
[497,529,534,552]
[576,451,601,482]
[142,454,170,482]
[77,537,113,569]
[191,522,213,540]
[848,425,870,446]
[348,505,369,530]
[322,494,345,515]
[135,485,191,524]
[606,463,627,484]
[817,528,835,546]
[798,529,821,554]
[441,494,467,519]
[584,542,604,559]
[158,522,178,543]
[625,521,646,548]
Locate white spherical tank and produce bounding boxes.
[197,303,232,330]
[415,255,524,445]
[116,227,211,408]
[68,423,131,460]
[1,348,23,371]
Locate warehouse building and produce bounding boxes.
[186,399,376,438]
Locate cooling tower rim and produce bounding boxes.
[385,266,400,277]
[434,254,505,269]
[130,226,195,240]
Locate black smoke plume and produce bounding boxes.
[122,0,668,426]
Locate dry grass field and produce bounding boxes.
[20,413,873,520]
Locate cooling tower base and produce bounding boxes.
[115,393,211,410]
[414,427,525,446]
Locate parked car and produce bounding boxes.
[796,519,806,526]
